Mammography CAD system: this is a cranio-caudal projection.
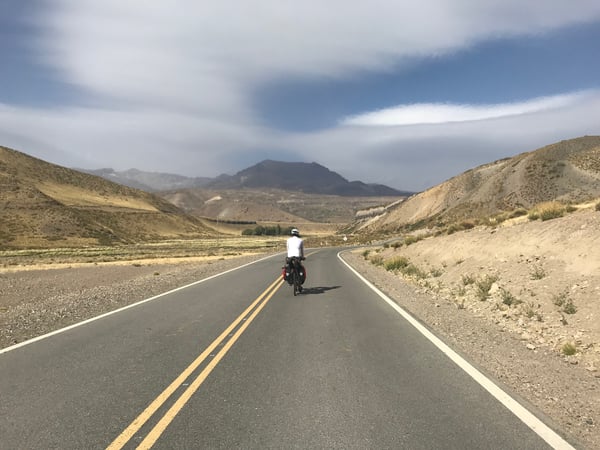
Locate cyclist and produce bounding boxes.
[284,228,306,287]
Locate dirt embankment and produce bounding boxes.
[347,206,600,448]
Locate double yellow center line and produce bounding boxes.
[107,276,285,449]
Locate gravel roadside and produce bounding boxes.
[0,254,268,350]
[342,251,598,450]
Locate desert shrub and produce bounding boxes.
[561,342,577,356]
[384,256,409,271]
[563,299,577,315]
[540,208,564,221]
[596,202,600,211]
[475,275,498,301]
[552,291,568,307]
[430,267,443,277]
[523,301,536,318]
[551,291,577,314]
[500,288,518,306]
[565,205,577,213]
[361,249,370,259]
[446,224,461,235]
[402,263,426,279]
[404,235,420,246]
[529,201,566,221]
[493,213,511,224]
[370,255,384,266]
[391,241,402,250]
[530,266,546,280]
[461,274,476,285]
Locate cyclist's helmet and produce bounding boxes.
[291,228,300,236]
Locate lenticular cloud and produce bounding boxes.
[341,91,588,126]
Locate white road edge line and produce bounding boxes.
[338,251,575,450]
[0,254,278,355]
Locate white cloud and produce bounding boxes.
[340,92,589,126]
[37,1,600,110]
[280,89,600,190]
[1,1,598,190]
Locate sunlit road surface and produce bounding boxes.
[0,249,574,449]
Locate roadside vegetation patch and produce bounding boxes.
[561,342,577,356]
[530,265,546,280]
[500,287,520,306]
[528,201,566,221]
[475,274,498,301]
[384,256,410,272]
[552,290,577,314]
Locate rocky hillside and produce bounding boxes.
[0,146,213,249]
[358,136,600,232]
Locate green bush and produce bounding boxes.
[561,342,577,356]
[552,291,568,307]
[370,255,384,266]
[461,274,475,285]
[500,288,518,306]
[530,266,546,280]
[540,208,564,221]
[384,256,410,271]
[430,268,444,277]
[446,224,461,235]
[404,235,420,246]
[402,264,426,279]
[475,275,498,301]
[563,300,577,315]
[529,201,565,222]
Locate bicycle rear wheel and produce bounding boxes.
[293,271,300,296]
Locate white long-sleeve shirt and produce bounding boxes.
[286,235,304,258]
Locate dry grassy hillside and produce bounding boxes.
[360,136,600,233]
[0,146,213,248]
[161,187,403,225]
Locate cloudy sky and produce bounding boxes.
[1,1,599,191]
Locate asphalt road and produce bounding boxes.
[0,249,574,449]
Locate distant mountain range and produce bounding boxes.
[84,160,411,197]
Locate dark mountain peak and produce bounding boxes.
[208,160,403,196]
